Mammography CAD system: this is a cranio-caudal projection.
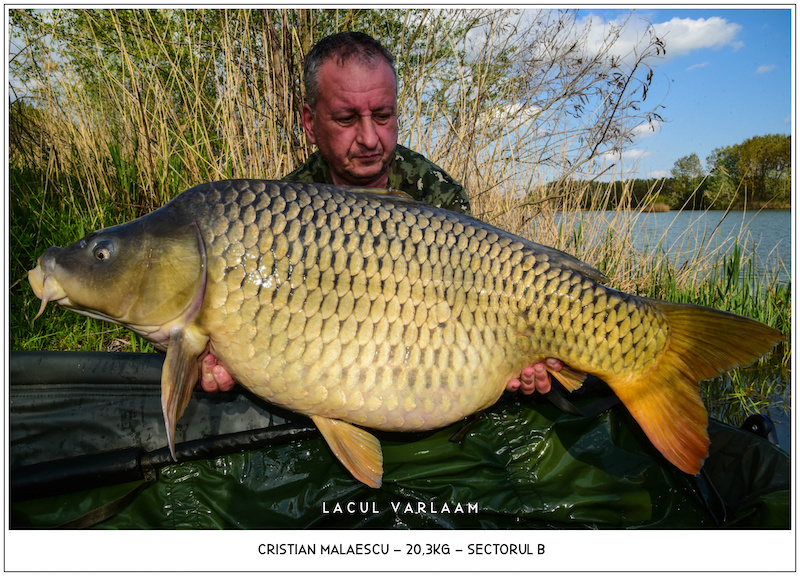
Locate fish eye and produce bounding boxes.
[92,239,115,262]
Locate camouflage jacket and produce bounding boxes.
[283,144,471,214]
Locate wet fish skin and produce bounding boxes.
[28,179,784,487]
[187,181,616,432]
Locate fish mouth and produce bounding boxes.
[28,260,68,321]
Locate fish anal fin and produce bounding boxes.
[547,364,588,392]
[161,326,209,461]
[311,415,384,488]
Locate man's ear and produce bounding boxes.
[301,103,317,145]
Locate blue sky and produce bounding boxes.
[584,7,792,179]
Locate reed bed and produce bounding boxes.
[9,8,790,427]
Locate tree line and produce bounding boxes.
[574,133,791,211]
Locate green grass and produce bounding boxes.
[634,243,790,331]
[10,165,156,353]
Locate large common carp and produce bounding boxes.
[28,179,782,487]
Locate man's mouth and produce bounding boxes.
[355,154,380,163]
[352,149,383,163]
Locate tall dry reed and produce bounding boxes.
[10,9,664,240]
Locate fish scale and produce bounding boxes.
[196,181,526,429]
[28,179,783,487]
[202,181,641,424]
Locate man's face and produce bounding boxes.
[302,58,398,187]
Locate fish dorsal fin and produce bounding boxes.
[161,325,209,460]
[533,244,609,285]
[311,415,384,488]
[336,185,417,204]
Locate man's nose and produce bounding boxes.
[356,116,379,148]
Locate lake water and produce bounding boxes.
[624,209,792,285]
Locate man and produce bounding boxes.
[283,32,471,214]
[199,32,562,397]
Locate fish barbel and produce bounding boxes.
[28,179,783,487]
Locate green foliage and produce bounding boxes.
[562,133,792,211]
[706,134,791,207]
[664,153,707,209]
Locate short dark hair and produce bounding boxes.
[304,31,397,108]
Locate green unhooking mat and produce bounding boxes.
[9,351,790,529]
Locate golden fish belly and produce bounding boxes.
[200,242,527,431]
[189,180,665,432]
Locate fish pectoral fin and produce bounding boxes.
[311,415,384,489]
[546,364,588,392]
[161,326,209,461]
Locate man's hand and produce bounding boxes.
[505,358,563,395]
[199,352,236,392]
[198,352,562,395]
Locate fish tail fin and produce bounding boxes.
[605,301,783,475]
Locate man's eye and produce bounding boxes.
[336,116,356,126]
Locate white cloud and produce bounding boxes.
[651,17,743,58]
[632,120,662,139]
[687,61,710,71]
[574,13,654,66]
[757,64,777,74]
[565,12,743,68]
[648,169,669,179]
[622,148,651,161]
[600,148,651,164]
[468,11,743,74]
